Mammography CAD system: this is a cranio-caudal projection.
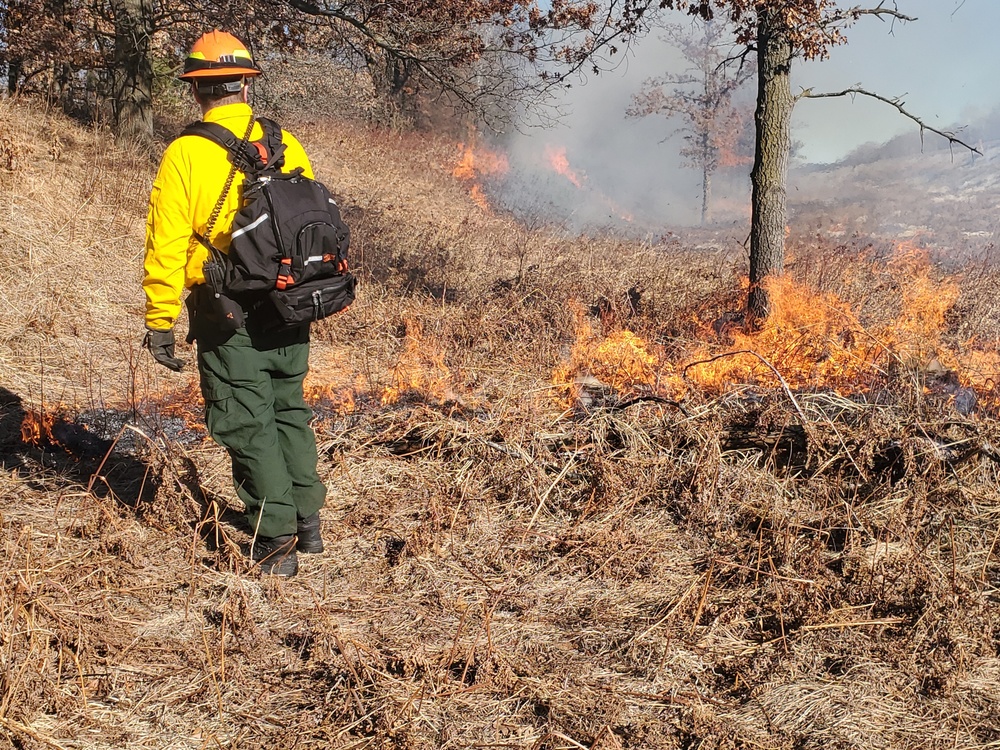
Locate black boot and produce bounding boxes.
[296,512,324,554]
[252,534,298,576]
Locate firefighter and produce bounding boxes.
[142,30,326,576]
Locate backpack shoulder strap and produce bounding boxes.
[255,117,287,171]
[181,120,264,174]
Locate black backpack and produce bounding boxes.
[184,117,356,330]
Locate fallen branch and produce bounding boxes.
[800,618,905,631]
[522,451,579,541]
[683,350,810,425]
[610,394,690,417]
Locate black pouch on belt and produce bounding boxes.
[202,258,246,331]
[185,283,245,344]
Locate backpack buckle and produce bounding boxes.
[276,258,294,290]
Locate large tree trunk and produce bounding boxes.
[747,11,794,323]
[110,0,153,142]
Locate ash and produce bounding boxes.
[79,407,205,454]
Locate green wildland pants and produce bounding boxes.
[197,325,326,539]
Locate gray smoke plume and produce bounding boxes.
[481,0,1000,243]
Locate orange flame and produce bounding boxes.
[470,184,488,211]
[20,409,56,446]
[453,146,477,182]
[303,347,365,415]
[685,276,876,393]
[381,319,453,405]
[543,144,633,222]
[453,143,509,211]
[552,302,680,405]
[600,194,634,223]
[305,378,361,416]
[544,144,585,189]
[551,241,1000,407]
[883,242,960,368]
[303,326,464,413]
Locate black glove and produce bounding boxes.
[143,328,185,372]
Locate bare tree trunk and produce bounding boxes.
[702,168,712,226]
[747,11,793,323]
[7,60,21,95]
[700,131,711,225]
[110,0,153,141]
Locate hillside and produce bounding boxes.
[2,92,1000,750]
[790,129,1000,259]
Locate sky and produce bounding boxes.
[792,0,1000,162]
[497,0,1000,227]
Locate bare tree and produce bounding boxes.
[0,0,103,103]
[261,0,608,130]
[706,2,976,321]
[628,19,753,225]
[1,0,980,263]
[0,0,604,136]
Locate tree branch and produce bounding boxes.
[800,86,981,155]
[848,6,915,23]
[720,44,755,76]
[816,3,915,45]
[683,350,810,426]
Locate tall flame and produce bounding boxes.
[544,144,586,189]
[381,319,453,405]
[883,241,960,368]
[453,146,478,182]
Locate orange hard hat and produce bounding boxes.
[179,30,261,80]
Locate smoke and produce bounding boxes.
[490,29,751,233]
[480,0,1000,241]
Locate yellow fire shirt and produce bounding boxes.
[143,103,313,331]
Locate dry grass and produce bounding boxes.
[2,88,1000,750]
